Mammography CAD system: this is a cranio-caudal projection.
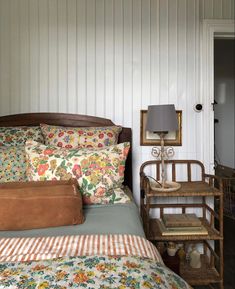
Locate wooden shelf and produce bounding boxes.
[149,218,222,241]
[140,160,224,289]
[146,181,222,197]
[180,254,221,286]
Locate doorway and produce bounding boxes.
[214,38,235,170]
[201,20,235,174]
[213,37,235,289]
[201,21,235,288]
[214,37,235,220]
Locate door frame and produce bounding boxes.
[200,19,235,173]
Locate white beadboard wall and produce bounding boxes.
[0,0,234,203]
[200,0,235,19]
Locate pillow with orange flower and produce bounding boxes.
[40,124,122,149]
[25,140,130,205]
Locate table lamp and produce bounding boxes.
[145,104,180,190]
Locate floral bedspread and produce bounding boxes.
[0,255,190,289]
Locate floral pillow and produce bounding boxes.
[0,146,27,182]
[0,126,44,147]
[40,123,122,149]
[25,141,130,205]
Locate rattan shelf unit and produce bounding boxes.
[140,160,224,289]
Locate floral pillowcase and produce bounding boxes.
[0,126,43,183]
[25,140,130,205]
[40,124,122,149]
[0,146,27,183]
[0,126,44,147]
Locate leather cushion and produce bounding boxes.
[0,179,85,230]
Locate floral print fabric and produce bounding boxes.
[25,141,130,204]
[40,123,122,149]
[0,126,44,147]
[90,187,131,205]
[0,255,191,289]
[0,146,27,182]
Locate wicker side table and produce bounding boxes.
[140,160,224,289]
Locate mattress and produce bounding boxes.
[0,201,145,238]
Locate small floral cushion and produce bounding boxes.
[84,187,131,205]
[25,141,130,205]
[0,146,27,182]
[0,126,44,147]
[40,123,122,149]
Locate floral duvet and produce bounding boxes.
[0,255,190,289]
[0,234,191,289]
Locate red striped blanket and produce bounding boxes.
[0,234,162,263]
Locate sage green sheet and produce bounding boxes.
[0,201,145,238]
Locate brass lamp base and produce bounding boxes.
[149,180,181,192]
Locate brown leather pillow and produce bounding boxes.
[0,179,85,230]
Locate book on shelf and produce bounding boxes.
[158,219,208,236]
[162,213,202,227]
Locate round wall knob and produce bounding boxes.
[194,104,203,112]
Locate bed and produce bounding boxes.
[0,112,191,289]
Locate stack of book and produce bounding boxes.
[159,213,208,236]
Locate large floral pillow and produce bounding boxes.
[40,124,122,149]
[0,126,44,147]
[25,141,130,205]
[0,146,27,182]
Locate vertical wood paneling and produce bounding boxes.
[0,0,234,202]
[9,0,20,113]
[77,0,86,114]
[86,0,96,115]
[168,0,178,105]
[39,0,49,111]
[159,0,169,103]
[48,0,58,112]
[231,0,234,18]
[67,0,77,113]
[95,0,105,117]
[123,0,133,127]
[0,0,10,114]
[195,0,202,161]
[114,0,124,124]
[186,0,197,160]
[199,0,204,18]
[29,0,40,112]
[1,0,233,117]
[177,0,187,158]
[140,0,151,162]
[150,0,160,104]
[19,0,30,112]
[223,0,232,18]
[203,0,214,18]
[141,0,151,108]
[104,0,114,119]
[213,0,223,18]
[201,0,235,18]
[58,0,67,112]
[132,0,142,204]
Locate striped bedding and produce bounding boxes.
[0,234,161,263]
[0,234,192,289]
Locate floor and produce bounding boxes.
[194,216,235,289]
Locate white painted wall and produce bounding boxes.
[0,0,234,203]
[200,0,234,19]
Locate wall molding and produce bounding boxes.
[200,19,235,172]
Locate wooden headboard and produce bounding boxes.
[0,113,132,190]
